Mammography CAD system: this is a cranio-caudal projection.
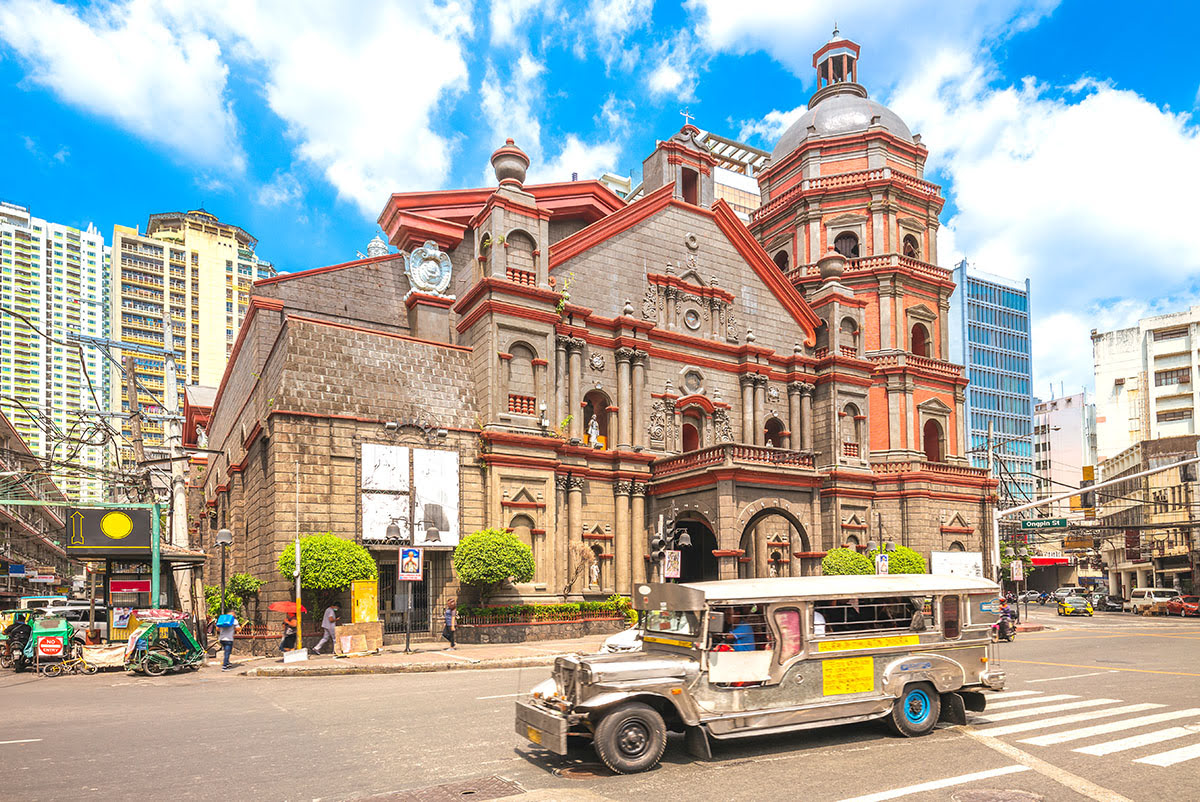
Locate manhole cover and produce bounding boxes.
[370,775,525,801]
[952,790,1043,802]
[555,764,613,780]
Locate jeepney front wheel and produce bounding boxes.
[593,702,667,774]
[888,682,941,737]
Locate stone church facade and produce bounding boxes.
[193,33,994,623]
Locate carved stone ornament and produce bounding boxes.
[641,284,659,320]
[725,308,740,342]
[684,232,699,251]
[405,240,454,297]
[589,353,605,371]
[614,479,634,496]
[713,408,734,443]
[767,386,780,403]
[648,399,668,443]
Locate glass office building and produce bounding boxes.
[949,260,1034,505]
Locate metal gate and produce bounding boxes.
[374,550,453,637]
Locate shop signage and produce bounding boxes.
[1124,529,1143,562]
[8,564,25,576]
[1063,536,1096,550]
[110,579,151,593]
[398,547,423,581]
[1020,518,1068,531]
[66,508,152,557]
[28,575,56,584]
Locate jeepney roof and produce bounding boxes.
[680,574,998,601]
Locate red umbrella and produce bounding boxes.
[268,601,307,614]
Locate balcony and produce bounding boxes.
[651,443,816,479]
[753,167,942,223]
[786,253,952,284]
[867,350,964,381]
[870,460,990,479]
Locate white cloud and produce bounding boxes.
[256,170,303,207]
[490,0,551,45]
[586,0,652,68]
[0,0,242,170]
[598,94,634,136]
[527,134,619,183]
[645,31,701,101]
[737,106,804,144]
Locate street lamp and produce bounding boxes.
[216,528,234,615]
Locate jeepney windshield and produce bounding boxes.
[643,610,700,639]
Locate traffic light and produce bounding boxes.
[650,534,664,563]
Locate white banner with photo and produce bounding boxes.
[361,444,409,492]
[413,448,459,547]
[362,493,408,543]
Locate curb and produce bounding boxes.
[243,653,564,678]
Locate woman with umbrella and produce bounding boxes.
[269,601,306,652]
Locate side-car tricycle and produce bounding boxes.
[124,620,204,675]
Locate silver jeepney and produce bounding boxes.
[515,575,1006,773]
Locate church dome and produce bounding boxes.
[771,90,913,162]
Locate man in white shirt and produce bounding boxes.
[312,602,340,655]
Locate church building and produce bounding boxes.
[193,33,995,632]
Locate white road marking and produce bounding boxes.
[476,692,525,699]
[835,764,1029,802]
[0,739,42,745]
[1074,726,1198,756]
[987,690,1043,700]
[1134,741,1200,767]
[979,703,1163,738]
[980,699,1120,722]
[1019,708,1200,746]
[439,651,481,664]
[987,694,1080,709]
[1026,671,1117,683]
[963,727,1135,802]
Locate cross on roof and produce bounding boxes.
[680,107,695,127]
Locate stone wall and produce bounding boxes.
[458,617,626,644]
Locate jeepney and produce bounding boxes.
[515,575,1005,773]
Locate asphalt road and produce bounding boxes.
[3,605,1199,802]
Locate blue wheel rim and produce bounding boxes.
[904,689,931,724]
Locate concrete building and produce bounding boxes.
[1097,435,1198,597]
[1033,391,1097,517]
[1092,305,1200,462]
[109,210,275,463]
[949,261,1034,506]
[0,201,110,501]
[193,33,994,637]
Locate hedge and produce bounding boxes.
[459,595,631,623]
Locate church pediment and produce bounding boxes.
[917,397,953,415]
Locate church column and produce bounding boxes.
[788,381,803,450]
[567,337,585,440]
[554,475,569,596]
[532,358,548,415]
[566,475,585,595]
[631,482,647,585]
[739,374,756,443]
[938,300,951,360]
[613,480,632,594]
[631,350,648,449]
[615,347,633,449]
[799,383,815,451]
[753,375,768,446]
[665,287,678,330]
[554,335,569,428]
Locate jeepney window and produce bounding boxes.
[941,595,961,639]
[708,605,773,651]
[643,610,700,639]
[812,597,925,635]
[774,608,802,661]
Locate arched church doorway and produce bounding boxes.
[737,507,812,577]
[676,519,719,583]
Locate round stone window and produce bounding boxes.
[684,308,702,330]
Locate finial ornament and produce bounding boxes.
[680,107,695,127]
[832,21,839,38]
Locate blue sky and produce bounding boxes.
[1,0,1199,396]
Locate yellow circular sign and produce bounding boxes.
[100,511,134,540]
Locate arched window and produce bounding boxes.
[834,232,859,259]
[841,403,861,458]
[845,534,860,548]
[582,389,610,448]
[773,250,789,271]
[506,343,537,414]
[681,410,702,452]
[840,317,859,356]
[949,540,965,552]
[764,417,785,448]
[505,229,537,285]
[911,323,929,357]
[923,418,945,463]
[903,234,920,259]
[510,514,535,550]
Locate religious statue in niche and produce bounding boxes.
[590,561,601,588]
[405,240,454,299]
[195,424,208,448]
[587,415,601,447]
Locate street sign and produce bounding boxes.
[875,553,890,575]
[8,564,25,576]
[65,507,152,557]
[1063,536,1096,550]
[28,574,56,584]
[1020,518,1068,531]
[398,547,423,581]
[37,636,64,658]
[1010,560,1024,582]
[663,550,681,579]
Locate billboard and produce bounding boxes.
[930,551,985,578]
[360,445,459,547]
[65,508,152,557]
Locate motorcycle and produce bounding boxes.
[991,606,1017,642]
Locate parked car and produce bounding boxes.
[1052,586,1087,602]
[1128,588,1178,614]
[600,626,642,653]
[1089,594,1124,612]
[1058,596,1094,617]
[1166,595,1199,617]
[1018,590,1041,603]
[55,606,109,644]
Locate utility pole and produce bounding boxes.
[123,353,149,501]
[986,421,1000,583]
[165,351,186,549]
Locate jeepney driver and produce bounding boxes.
[727,607,756,651]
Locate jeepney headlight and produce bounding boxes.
[578,666,592,685]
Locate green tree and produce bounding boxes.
[821,547,873,576]
[278,533,378,620]
[453,527,535,604]
[866,544,927,574]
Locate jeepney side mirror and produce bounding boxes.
[707,611,725,636]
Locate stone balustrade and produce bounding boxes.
[651,442,815,478]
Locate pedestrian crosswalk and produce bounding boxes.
[971,690,1200,769]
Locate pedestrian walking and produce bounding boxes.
[442,599,457,649]
[216,613,237,670]
[279,612,297,653]
[312,602,340,655]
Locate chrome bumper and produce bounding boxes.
[515,700,569,755]
[981,668,1006,690]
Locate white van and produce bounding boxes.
[1129,588,1177,614]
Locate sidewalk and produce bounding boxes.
[234,633,612,677]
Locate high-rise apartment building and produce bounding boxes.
[1033,391,1097,517]
[949,260,1034,505]
[0,201,110,500]
[1092,305,1200,462]
[109,210,274,461]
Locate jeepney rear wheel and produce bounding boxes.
[593,702,667,774]
[888,682,941,737]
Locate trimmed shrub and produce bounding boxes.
[453,527,535,603]
[278,533,378,619]
[866,544,927,574]
[821,547,873,576]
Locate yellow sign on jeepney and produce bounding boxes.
[823,656,875,695]
[816,634,920,652]
[351,579,378,624]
